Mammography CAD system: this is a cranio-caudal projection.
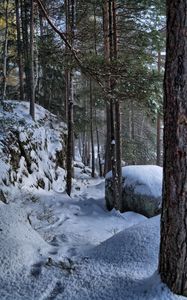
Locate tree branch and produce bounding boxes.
[35,0,105,90]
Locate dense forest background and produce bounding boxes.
[0,0,165,172]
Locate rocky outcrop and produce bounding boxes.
[0,101,67,191]
[105,165,163,217]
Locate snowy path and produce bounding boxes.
[28,179,146,259]
[0,178,185,299]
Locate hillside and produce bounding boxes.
[0,101,67,194]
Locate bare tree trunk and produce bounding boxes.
[15,0,24,100]
[95,105,102,177]
[66,0,75,196]
[87,139,91,166]
[140,115,145,137]
[65,69,69,121]
[38,6,47,108]
[66,70,74,195]
[131,100,135,139]
[103,0,111,175]
[104,103,112,175]
[21,0,31,102]
[103,0,120,210]
[2,0,9,100]
[156,114,161,166]
[90,79,95,177]
[159,0,187,296]
[30,0,35,119]
[112,0,122,210]
[82,129,86,165]
[93,2,97,55]
[156,50,161,166]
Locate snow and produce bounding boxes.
[106,165,163,198]
[0,100,67,191]
[0,178,185,300]
[0,103,183,300]
[58,215,184,300]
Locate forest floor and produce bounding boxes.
[0,175,185,299]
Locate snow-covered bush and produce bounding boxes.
[105,165,163,217]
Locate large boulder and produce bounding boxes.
[105,165,163,217]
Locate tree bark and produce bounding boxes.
[112,0,122,210]
[156,114,161,166]
[90,79,95,178]
[15,0,24,100]
[21,0,31,102]
[65,0,75,196]
[104,103,112,174]
[159,0,187,296]
[103,0,121,210]
[66,71,74,195]
[156,50,161,166]
[95,105,103,177]
[2,0,9,100]
[103,0,111,175]
[30,0,35,120]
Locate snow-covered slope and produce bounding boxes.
[0,179,184,300]
[0,202,53,299]
[0,101,66,192]
[57,216,185,300]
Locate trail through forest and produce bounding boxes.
[0,177,185,300]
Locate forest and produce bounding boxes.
[0,0,187,299]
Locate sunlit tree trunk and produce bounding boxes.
[2,0,9,100]
[159,0,187,296]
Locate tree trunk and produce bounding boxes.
[159,0,187,296]
[93,2,97,55]
[103,0,121,210]
[65,0,75,196]
[2,0,9,100]
[15,0,24,100]
[156,114,161,166]
[90,79,95,178]
[104,103,112,174]
[112,0,122,210]
[103,0,111,175]
[156,50,161,166]
[21,0,31,102]
[30,0,35,119]
[66,70,74,195]
[95,105,102,177]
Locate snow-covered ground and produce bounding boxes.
[0,101,183,299]
[0,177,185,300]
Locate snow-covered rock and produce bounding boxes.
[74,160,95,179]
[105,165,163,217]
[0,101,67,191]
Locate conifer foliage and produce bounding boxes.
[0,0,165,196]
